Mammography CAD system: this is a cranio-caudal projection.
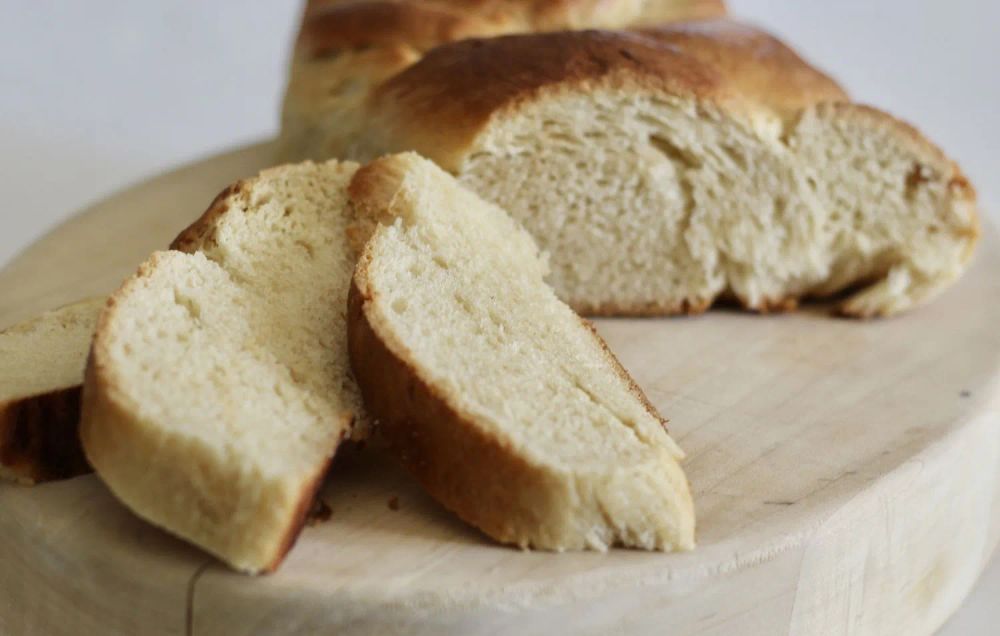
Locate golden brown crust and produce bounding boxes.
[370,29,728,168]
[345,156,410,254]
[367,20,847,169]
[577,318,672,436]
[299,2,502,59]
[393,27,724,98]
[640,19,847,112]
[574,293,806,317]
[348,273,558,547]
[374,28,725,116]
[170,180,249,253]
[297,0,728,59]
[575,296,713,317]
[267,447,340,573]
[281,1,728,162]
[0,388,89,484]
[747,297,800,314]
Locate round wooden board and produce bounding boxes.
[1,143,998,636]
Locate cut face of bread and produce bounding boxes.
[357,23,978,317]
[279,0,727,162]
[0,299,103,485]
[81,160,365,574]
[348,153,695,552]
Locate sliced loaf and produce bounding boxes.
[80,160,364,574]
[348,153,695,551]
[351,22,978,317]
[0,299,102,484]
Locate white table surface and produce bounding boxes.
[0,2,996,633]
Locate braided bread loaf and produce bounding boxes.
[279,10,977,316]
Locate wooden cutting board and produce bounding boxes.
[1,143,998,636]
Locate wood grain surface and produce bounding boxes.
[0,143,997,636]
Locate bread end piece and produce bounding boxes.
[0,298,105,485]
[0,388,88,485]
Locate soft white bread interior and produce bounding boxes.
[80,160,365,574]
[355,22,979,317]
[348,153,695,551]
[0,298,102,484]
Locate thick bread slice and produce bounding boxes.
[80,160,364,574]
[0,299,103,484]
[348,153,695,552]
[279,0,726,161]
[356,22,978,317]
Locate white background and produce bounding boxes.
[0,2,996,633]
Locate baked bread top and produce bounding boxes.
[280,1,726,161]
[639,20,848,113]
[297,0,728,57]
[363,23,847,169]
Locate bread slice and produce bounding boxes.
[279,0,727,162]
[353,21,978,317]
[348,153,695,552]
[0,299,103,484]
[80,160,365,574]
